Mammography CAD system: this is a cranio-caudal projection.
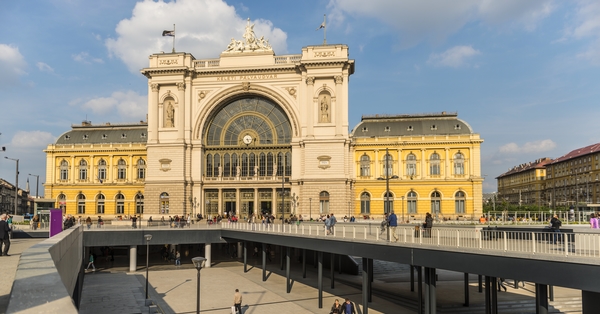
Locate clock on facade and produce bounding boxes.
[243,134,253,145]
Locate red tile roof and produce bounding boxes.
[549,142,600,165]
[496,157,553,179]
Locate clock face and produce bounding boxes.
[243,135,253,145]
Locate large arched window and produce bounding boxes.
[430,153,440,175]
[117,159,127,180]
[454,152,465,175]
[213,154,220,176]
[360,192,371,214]
[60,160,69,181]
[96,194,105,214]
[382,153,393,177]
[455,191,465,214]
[136,193,144,214]
[97,159,107,182]
[79,160,88,181]
[115,193,125,214]
[360,154,371,177]
[77,194,85,214]
[431,191,441,214]
[406,153,416,176]
[223,153,231,177]
[241,153,249,176]
[407,191,417,214]
[206,154,213,177]
[320,191,330,214]
[160,192,169,214]
[137,158,146,179]
[384,191,394,214]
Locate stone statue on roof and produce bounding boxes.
[223,18,272,53]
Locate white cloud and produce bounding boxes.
[0,44,27,85]
[561,1,600,65]
[499,139,556,154]
[72,52,104,64]
[81,90,147,119]
[36,62,54,72]
[105,0,287,73]
[427,45,480,68]
[11,131,56,148]
[328,0,554,47]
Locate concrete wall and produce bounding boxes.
[7,226,82,313]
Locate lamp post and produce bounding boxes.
[384,148,390,214]
[144,234,152,299]
[5,157,19,215]
[281,170,285,220]
[28,174,39,199]
[205,200,210,218]
[192,256,207,314]
[309,198,312,221]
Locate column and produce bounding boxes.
[236,188,240,217]
[237,242,242,258]
[262,243,267,281]
[254,188,259,218]
[129,245,137,272]
[286,247,291,293]
[582,291,600,313]
[306,77,315,137]
[177,82,185,140]
[421,149,426,179]
[334,75,343,136]
[535,283,548,314]
[243,242,247,273]
[424,267,437,314]
[463,273,470,307]
[218,188,223,216]
[272,188,277,219]
[204,243,211,268]
[318,251,323,308]
[302,249,306,278]
[330,253,335,289]
[148,83,159,144]
[445,148,450,179]
[362,257,369,314]
[374,150,380,179]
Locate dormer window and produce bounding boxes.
[83,134,89,140]
[384,126,391,132]
[431,125,437,130]
[64,135,71,140]
[407,125,413,131]
[362,127,368,132]
[102,134,108,140]
[454,124,461,130]
[121,133,127,139]
[141,133,147,139]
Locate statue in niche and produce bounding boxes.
[319,95,330,123]
[165,102,175,127]
[254,165,259,177]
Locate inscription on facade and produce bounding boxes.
[216,74,278,81]
[314,51,335,57]
[159,59,179,65]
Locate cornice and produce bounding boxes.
[195,65,298,76]
[141,67,192,78]
[352,140,483,147]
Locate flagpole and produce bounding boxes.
[172,24,176,53]
[323,14,327,45]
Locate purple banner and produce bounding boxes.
[49,209,63,237]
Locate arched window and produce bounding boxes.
[241,153,248,176]
[384,191,394,214]
[117,159,126,180]
[320,191,330,214]
[136,193,144,214]
[277,153,284,176]
[160,192,169,214]
[430,153,440,175]
[79,160,88,181]
[223,153,231,177]
[285,152,292,176]
[206,154,213,177]
[58,194,66,212]
[360,192,371,214]
[249,153,256,176]
[455,191,465,214]
[60,160,69,181]
[77,194,85,214]
[96,194,105,214]
[97,159,106,182]
[360,154,371,177]
[407,191,417,214]
[115,193,125,214]
[431,191,441,214]
[382,153,393,177]
[266,152,274,176]
[232,153,239,176]
[213,154,220,177]
[454,152,465,175]
[137,158,146,179]
[259,153,266,176]
[406,153,416,176]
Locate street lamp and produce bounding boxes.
[309,198,312,221]
[28,174,39,199]
[144,234,152,299]
[5,157,19,215]
[192,256,207,314]
[401,196,405,223]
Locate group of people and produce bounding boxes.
[230,288,356,314]
[324,213,337,235]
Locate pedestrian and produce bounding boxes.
[63,215,74,229]
[86,252,96,271]
[423,212,433,237]
[590,213,599,229]
[550,214,562,244]
[380,213,388,236]
[330,213,337,235]
[32,214,39,230]
[175,250,181,266]
[233,288,242,314]
[497,278,507,292]
[340,298,356,314]
[86,216,92,229]
[0,214,11,256]
[97,216,103,228]
[388,211,398,242]
[131,215,137,228]
[330,298,342,314]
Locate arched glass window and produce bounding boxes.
[407,191,417,214]
[213,154,220,177]
[79,160,88,181]
[360,154,371,177]
[206,154,213,177]
[320,191,330,214]
[360,192,371,214]
[430,153,440,175]
[98,159,106,182]
[382,153,393,177]
[277,153,284,176]
[115,193,125,214]
[455,191,465,214]
[266,153,274,176]
[431,191,441,214]
[285,152,292,176]
[58,194,66,212]
[77,194,85,214]
[160,192,169,214]
[60,160,69,181]
[249,153,256,176]
[384,191,394,214]
[137,158,146,179]
[136,193,144,214]
[259,153,266,176]
[232,153,239,176]
[117,159,126,180]
[454,152,465,175]
[96,194,105,214]
[223,153,231,177]
[406,154,416,176]
[241,153,248,176]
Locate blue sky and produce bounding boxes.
[1,0,599,195]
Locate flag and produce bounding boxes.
[162,30,175,37]
[316,22,325,31]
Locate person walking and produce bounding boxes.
[175,250,181,266]
[330,299,342,314]
[233,288,242,314]
[550,214,562,244]
[340,298,356,314]
[86,216,92,229]
[590,213,599,229]
[329,213,337,235]
[86,253,96,271]
[388,211,399,242]
[0,214,11,256]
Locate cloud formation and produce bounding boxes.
[80,90,147,120]
[0,44,27,85]
[427,46,480,68]
[565,1,600,65]
[499,139,556,154]
[72,52,104,64]
[11,131,56,148]
[36,62,54,72]
[105,0,287,73]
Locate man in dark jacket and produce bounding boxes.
[340,298,356,314]
[388,211,398,242]
[0,214,11,256]
[63,215,75,229]
[550,214,562,244]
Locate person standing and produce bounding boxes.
[330,299,342,314]
[550,214,562,244]
[233,288,242,314]
[86,216,92,229]
[329,213,337,235]
[388,211,399,242]
[175,250,181,266]
[0,214,11,256]
[590,213,599,229]
[340,298,356,314]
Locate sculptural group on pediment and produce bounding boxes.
[224,18,273,53]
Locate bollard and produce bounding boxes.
[343,226,346,238]
[353,227,356,239]
[364,227,367,240]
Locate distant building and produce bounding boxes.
[496,157,552,209]
[0,178,31,215]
